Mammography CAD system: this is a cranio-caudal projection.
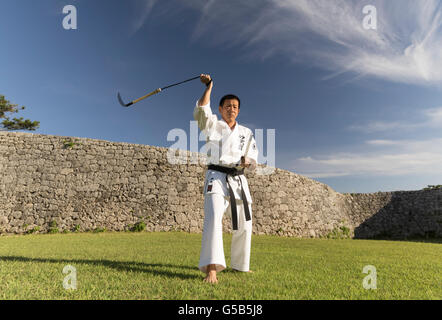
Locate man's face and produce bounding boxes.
[219,99,240,124]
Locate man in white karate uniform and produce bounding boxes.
[194,74,258,284]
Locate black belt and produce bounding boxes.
[207,165,251,230]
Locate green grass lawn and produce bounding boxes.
[0,232,440,300]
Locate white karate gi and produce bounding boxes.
[194,100,258,274]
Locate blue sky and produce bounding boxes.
[1,0,442,193]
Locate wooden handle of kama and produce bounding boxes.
[133,88,162,104]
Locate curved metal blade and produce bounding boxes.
[117,92,131,107]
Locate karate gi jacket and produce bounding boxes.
[194,100,258,203]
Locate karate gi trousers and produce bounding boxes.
[198,173,253,274]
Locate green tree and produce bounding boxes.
[423,185,442,191]
[0,94,39,131]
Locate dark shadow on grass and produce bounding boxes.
[364,238,442,244]
[0,256,200,280]
[403,238,442,244]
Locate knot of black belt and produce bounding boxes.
[207,164,251,230]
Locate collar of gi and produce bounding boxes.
[221,119,238,131]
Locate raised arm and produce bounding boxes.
[198,74,213,107]
[194,74,218,133]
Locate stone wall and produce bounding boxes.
[347,191,442,239]
[1,131,441,239]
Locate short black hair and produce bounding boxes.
[219,94,241,109]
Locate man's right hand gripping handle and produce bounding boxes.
[198,74,213,107]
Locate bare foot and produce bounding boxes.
[203,264,218,284]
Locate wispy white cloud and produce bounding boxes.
[365,139,403,146]
[348,121,417,133]
[131,0,158,35]
[293,106,442,178]
[294,138,442,178]
[425,107,442,126]
[162,0,442,86]
[349,106,442,133]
